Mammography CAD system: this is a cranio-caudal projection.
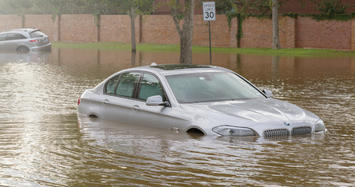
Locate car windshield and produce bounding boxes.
[165,72,265,103]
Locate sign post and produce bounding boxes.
[203,1,216,65]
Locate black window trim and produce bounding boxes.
[136,72,170,104]
[103,70,171,106]
[104,74,121,95]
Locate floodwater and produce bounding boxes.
[0,48,354,186]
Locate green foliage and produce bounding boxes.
[157,0,184,21]
[310,0,348,15]
[51,41,355,57]
[0,0,154,15]
[300,13,352,21]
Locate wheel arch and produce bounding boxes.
[16,45,30,52]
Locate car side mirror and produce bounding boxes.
[262,89,273,98]
[146,95,170,107]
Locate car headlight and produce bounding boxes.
[212,126,256,136]
[315,119,326,132]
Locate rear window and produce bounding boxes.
[30,31,45,38]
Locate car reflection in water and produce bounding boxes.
[0,50,50,64]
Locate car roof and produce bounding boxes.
[1,28,39,33]
[124,64,232,76]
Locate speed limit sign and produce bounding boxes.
[203,2,216,21]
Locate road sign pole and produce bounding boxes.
[209,21,212,65]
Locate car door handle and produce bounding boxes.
[102,99,110,105]
[132,105,140,112]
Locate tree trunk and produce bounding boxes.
[179,0,195,64]
[272,0,281,49]
[130,6,137,52]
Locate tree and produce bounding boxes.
[0,0,34,14]
[271,0,280,49]
[170,0,195,64]
[215,0,293,49]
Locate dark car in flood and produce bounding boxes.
[0,28,51,53]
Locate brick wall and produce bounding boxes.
[239,17,296,49]
[280,16,296,49]
[2,14,355,51]
[100,15,140,43]
[142,15,180,45]
[60,14,99,42]
[296,16,351,50]
[142,15,233,47]
[193,15,231,47]
[153,0,355,15]
[24,15,59,41]
[0,15,22,31]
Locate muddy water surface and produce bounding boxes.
[0,49,354,186]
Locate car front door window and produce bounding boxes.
[138,73,165,101]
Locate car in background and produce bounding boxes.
[0,28,51,53]
[77,64,326,137]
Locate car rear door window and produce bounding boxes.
[115,72,140,98]
[105,75,120,95]
[138,73,165,101]
[5,33,26,40]
[0,34,6,41]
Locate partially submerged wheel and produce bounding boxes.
[17,46,30,53]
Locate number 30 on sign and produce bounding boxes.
[203,2,216,21]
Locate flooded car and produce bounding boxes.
[0,28,51,53]
[77,64,326,137]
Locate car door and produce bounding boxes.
[128,72,188,131]
[3,33,22,50]
[0,34,7,50]
[101,72,141,123]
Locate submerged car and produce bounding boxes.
[0,28,51,52]
[77,64,326,137]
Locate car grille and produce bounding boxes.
[263,129,289,137]
[292,126,312,135]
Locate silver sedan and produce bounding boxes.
[77,64,326,137]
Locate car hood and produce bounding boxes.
[180,98,319,127]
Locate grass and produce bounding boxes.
[52,42,355,57]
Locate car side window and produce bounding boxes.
[0,34,6,41]
[138,73,165,101]
[105,75,120,95]
[19,34,27,39]
[115,72,140,98]
[6,33,23,41]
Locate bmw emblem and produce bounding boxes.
[284,122,290,126]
